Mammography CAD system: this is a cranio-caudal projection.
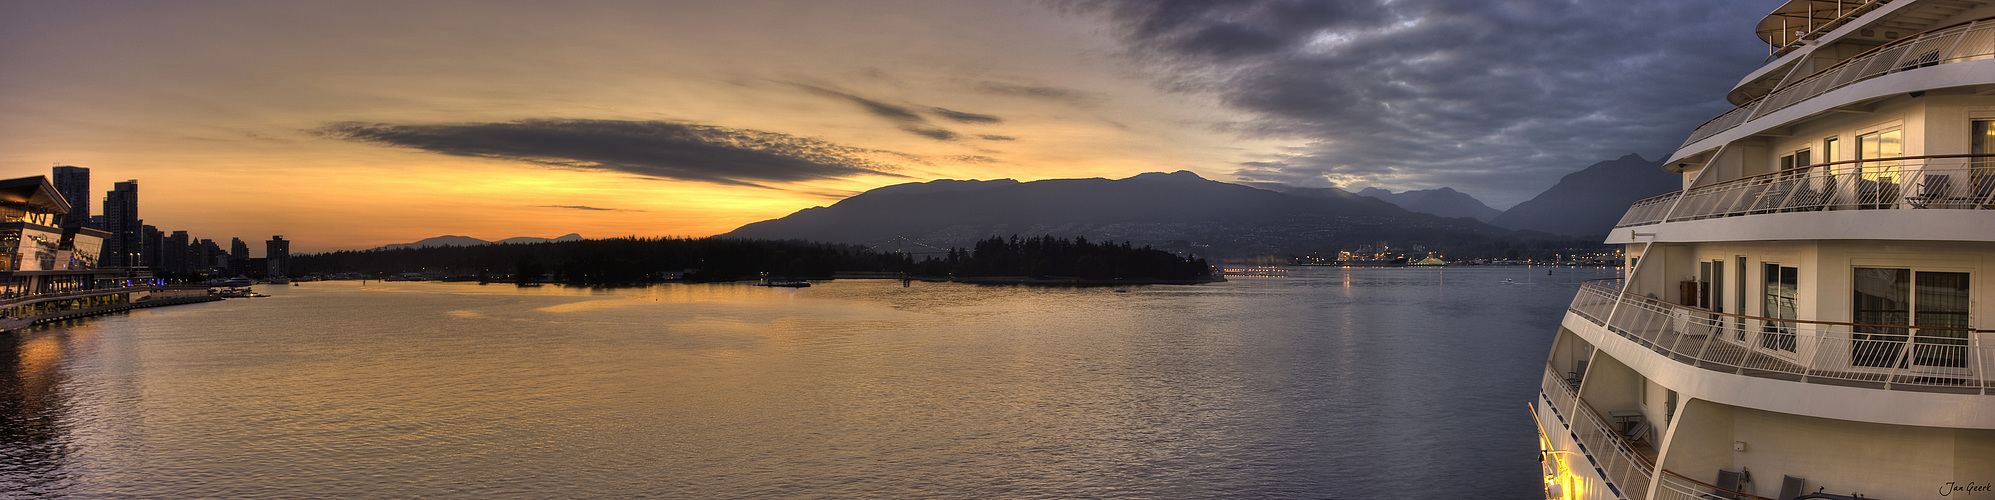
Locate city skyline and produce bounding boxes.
[1,0,1783,253]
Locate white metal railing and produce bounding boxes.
[1570,279,1621,325]
[1543,364,1654,499]
[1615,193,1682,228]
[1576,280,1994,394]
[1684,17,1995,148]
[1654,470,1776,500]
[1544,363,1579,418]
[1572,392,1656,497]
[1613,155,1995,228]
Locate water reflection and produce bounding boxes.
[1,329,74,496]
[0,267,1614,498]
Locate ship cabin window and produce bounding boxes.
[1735,257,1748,339]
[1851,268,1970,369]
[1698,260,1724,313]
[1974,120,1994,193]
[1762,264,1799,352]
[1779,149,1810,172]
[1821,137,1838,163]
[1856,130,1903,208]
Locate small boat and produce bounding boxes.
[762,280,811,288]
[1500,279,1516,285]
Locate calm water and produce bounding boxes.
[0,266,1613,499]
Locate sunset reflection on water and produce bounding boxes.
[0,267,1609,498]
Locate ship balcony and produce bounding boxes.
[1541,362,1792,500]
[1682,16,1995,152]
[1570,279,1995,395]
[1608,154,1995,243]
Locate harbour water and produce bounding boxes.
[0,266,1613,498]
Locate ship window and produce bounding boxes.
[1735,257,1747,340]
[1857,130,1903,208]
[1711,260,1724,314]
[1974,121,1994,198]
[1761,264,1799,352]
[1779,149,1811,172]
[1822,137,1839,163]
[1699,261,1713,309]
[1852,268,1970,369]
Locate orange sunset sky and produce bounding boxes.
[0,0,1776,253]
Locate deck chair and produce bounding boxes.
[1567,360,1589,389]
[1622,419,1652,446]
[1713,469,1742,500]
[1908,175,1948,208]
[1779,475,1806,500]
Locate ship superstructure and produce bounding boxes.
[1535,1,1995,499]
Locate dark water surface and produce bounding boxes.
[0,266,1613,498]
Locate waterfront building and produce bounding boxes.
[0,176,119,295]
[230,237,247,259]
[266,235,289,277]
[101,180,138,268]
[1535,2,1995,499]
[51,166,88,229]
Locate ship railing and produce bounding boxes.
[1614,154,1995,229]
[1542,363,1654,499]
[1576,280,1995,394]
[1653,470,1777,500]
[1572,388,1657,497]
[1615,192,1681,228]
[1569,278,1622,326]
[1543,363,1580,419]
[1681,16,1995,149]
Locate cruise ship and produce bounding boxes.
[1534,1,1995,499]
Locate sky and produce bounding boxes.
[0,0,1784,253]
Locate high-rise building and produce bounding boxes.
[266,235,290,277]
[195,238,222,273]
[102,180,139,268]
[140,224,162,270]
[230,238,248,259]
[164,231,189,273]
[50,166,89,228]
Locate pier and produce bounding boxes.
[0,285,223,333]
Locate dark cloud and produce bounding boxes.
[978,134,1017,141]
[949,155,1000,164]
[929,107,1002,124]
[536,205,643,212]
[973,81,1105,106]
[317,119,905,187]
[900,125,959,141]
[789,83,975,141]
[1059,0,1782,205]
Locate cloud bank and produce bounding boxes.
[318,119,905,187]
[1059,0,1779,205]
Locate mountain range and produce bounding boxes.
[722,154,1683,256]
[1353,187,1502,222]
[376,233,584,251]
[1486,154,1678,238]
[724,171,1556,257]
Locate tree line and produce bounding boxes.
[289,235,1212,285]
[908,235,1211,281]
